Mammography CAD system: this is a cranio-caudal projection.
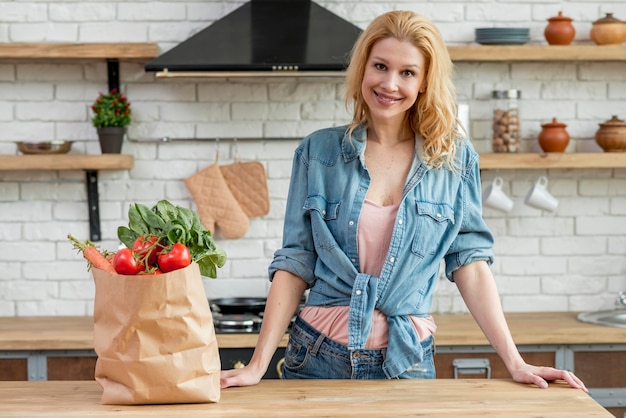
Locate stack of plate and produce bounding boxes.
[475,28,530,45]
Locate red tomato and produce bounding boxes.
[132,235,161,266]
[113,248,144,275]
[157,243,192,273]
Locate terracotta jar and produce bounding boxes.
[538,118,570,152]
[544,11,576,45]
[590,13,626,45]
[595,115,626,152]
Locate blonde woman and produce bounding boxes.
[220,10,587,391]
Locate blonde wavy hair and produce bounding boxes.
[344,11,461,169]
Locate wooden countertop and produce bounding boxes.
[0,312,624,351]
[0,379,610,417]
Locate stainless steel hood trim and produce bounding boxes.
[154,69,346,79]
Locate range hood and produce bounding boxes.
[145,0,363,78]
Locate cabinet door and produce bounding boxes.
[0,359,27,381]
[435,350,555,379]
[47,356,97,380]
[220,348,286,379]
[574,350,626,388]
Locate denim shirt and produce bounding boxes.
[268,125,494,378]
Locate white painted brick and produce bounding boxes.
[1,3,47,22]
[17,300,89,316]
[197,121,263,138]
[580,63,626,81]
[608,236,626,254]
[493,236,539,256]
[6,279,57,300]
[498,255,567,275]
[269,83,336,102]
[59,279,94,299]
[17,102,85,122]
[608,81,626,99]
[232,103,268,121]
[502,295,568,312]
[569,255,626,276]
[0,202,53,222]
[494,275,541,295]
[542,275,607,295]
[507,217,574,237]
[17,64,84,81]
[79,23,147,42]
[541,236,606,255]
[119,3,185,21]
[199,83,268,102]
[161,102,230,122]
[0,262,21,280]
[577,216,626,235]
[10,23,78,42]
[0,64,15,81]
[50,3,116,22]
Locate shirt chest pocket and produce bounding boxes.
[304,195,341,249]
[411,201,455,257]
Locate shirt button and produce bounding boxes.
[398,219,403,225]
[351,258,356,263]
[355,290,362,296]
[349,221,354,226]
[322,210,326,215]
[436,213,442,218]
[359,188,364,193]
[389,257,395,263]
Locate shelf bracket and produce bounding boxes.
[107,59,119,92]
[85,170,101,242]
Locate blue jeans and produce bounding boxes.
[282,316,435,380]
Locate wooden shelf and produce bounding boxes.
[479,152,626,170]
[0,43,622,63]
[0,43,158,60]
[0,154,134,171]
[448,45,626,62]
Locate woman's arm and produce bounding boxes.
[220,270,308,389]
[453,260,587,392]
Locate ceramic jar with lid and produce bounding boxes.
[538,118,570,152]
[595,115,626,152]
[590,13,626,45]
[544,11,576,45]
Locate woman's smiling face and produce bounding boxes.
[361,37,426,124]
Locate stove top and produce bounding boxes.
[212,313,262,333]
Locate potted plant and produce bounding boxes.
[91,88,132,154]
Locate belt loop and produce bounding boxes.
[310,333,325,356]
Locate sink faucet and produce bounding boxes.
[616,291,626,309]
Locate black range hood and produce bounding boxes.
[145,0,363,77]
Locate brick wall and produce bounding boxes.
[0,1,625,316]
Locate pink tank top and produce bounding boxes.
[300,199,436,348]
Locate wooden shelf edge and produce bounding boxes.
[0,43,158,60]
[479,152,626,169]
[0,154,134,171]
[449,45,626,61]
[0,43,623,62]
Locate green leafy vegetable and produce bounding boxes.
[118,200,227,278]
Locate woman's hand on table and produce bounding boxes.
[511,363,588,392]
[220,365,264,389]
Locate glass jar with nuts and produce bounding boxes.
[492,89,521,153]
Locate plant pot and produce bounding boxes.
[96,127,126,154]
[538,117,570,153]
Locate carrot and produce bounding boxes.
[67,234,116,273]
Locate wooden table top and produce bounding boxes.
[0,379,610,417]
[0,312,624,351]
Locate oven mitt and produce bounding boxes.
[220,160,270,218]
[184,162,249,239]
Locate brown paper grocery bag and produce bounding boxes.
[92,262,220,405]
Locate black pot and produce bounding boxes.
[209,297,267,315]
